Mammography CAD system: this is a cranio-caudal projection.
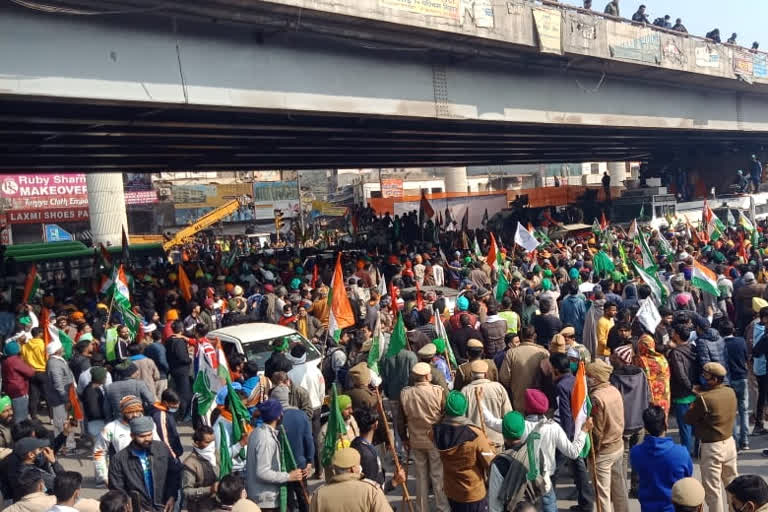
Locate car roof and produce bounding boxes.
[209,323,297,343]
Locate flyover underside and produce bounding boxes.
[2,6,768,170]
[3,97,768,171]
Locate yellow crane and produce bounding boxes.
[162,195,251,251]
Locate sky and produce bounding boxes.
[580,0,767,49]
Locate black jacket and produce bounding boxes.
[668,342,698,400]
[350,437,385,486]
[166,336,192,376]
[82,383,108,421]
[68,353,91,382]
[264,352,293,379]
[108,441,180,511]
[2,453,64,501]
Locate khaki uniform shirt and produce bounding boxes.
[310,472,392,512]
[399,382,446,450]
[499,342,549,412]
[462,379,512,446]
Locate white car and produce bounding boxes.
[208,323,323,372]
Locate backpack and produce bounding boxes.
[491,421,548,510]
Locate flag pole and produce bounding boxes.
[589,434,602,512]
[375,389,415,512]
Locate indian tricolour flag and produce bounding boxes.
[692,261,720,297]
[22,265,41,304]
[571,361,592,457]
[328,253,355,342]
[114,265,130,303]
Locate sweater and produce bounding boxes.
[610,366,650,433]
[245,424,290,509]
[2,355,35,398]
[630,436,693,512]
[281,407,314,469]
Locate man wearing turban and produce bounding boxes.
[94,395,159,486]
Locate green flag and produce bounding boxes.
[656,233,675,260]
[636,231,656,271]
[193,371,216,420]
[385,313,407,358]
[279,425,298,512]
[495,252,509,302]
[226,382,251,459]
[59,330,74,360]
[114,300,141,340]
[632,261,667,304]
[592,251,615,277]
[218,422,233,480]
[473,237,482,257]
[223,247,240,269]
[321,383,348,468]
[105,327,118,362]
[366,334,381,375]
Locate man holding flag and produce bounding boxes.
[246,398,305,511]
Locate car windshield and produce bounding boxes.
[241,332,321,371]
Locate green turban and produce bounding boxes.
[543,269,553,278]
[18,316,31,326]
[502,411,525,439]
[337,394,352,412]
[445,391,468,417]
[464,256,472,265]
[290,278,301,290]
[611,271,624,283]
[542,278,553,291]
[432,338,446,354]
[533,265,542,274]
[0,395,11,413]
[569,268,580,280]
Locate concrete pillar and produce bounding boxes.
[87,173,128,246]
[608,161,627,187]
[442,166,468,193]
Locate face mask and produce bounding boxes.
[570,362,579,373]
[168,408,178,414]
[194,443,216,465]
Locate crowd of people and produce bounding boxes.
[2,201,768,512]
[571,1,760,51]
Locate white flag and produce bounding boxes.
[637,298,661,333]
[628,219,638,240]
[514,222,540,253]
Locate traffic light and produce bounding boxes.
[274,209,284,231]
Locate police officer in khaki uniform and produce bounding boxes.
[684,362,738,512]
[461,360,512,451]
[416,343,448,391]
[398,362,449,512]
[453,339,498,391]
[309,447,392,512]
[671,477,705,512]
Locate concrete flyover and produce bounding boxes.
[2,0,768,171]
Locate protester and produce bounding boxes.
[107,416,179,512]
[630,405,693,512]
[182,425,218,512]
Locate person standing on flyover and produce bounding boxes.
[751,154,763,193]
[604,0,619,17]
